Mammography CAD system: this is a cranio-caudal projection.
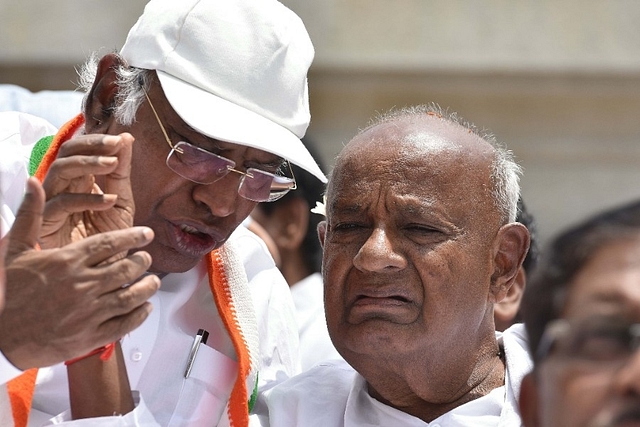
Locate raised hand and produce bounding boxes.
[39,133,135,257]
[0,178,160,370]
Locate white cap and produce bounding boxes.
[120,0,326,183]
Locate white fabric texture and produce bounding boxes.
[259,323,532,427]
[0,112,301,426]
[0,85,84,129]
[290,273,342,371]
[0,111,57,238]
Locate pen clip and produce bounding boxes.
[184,328,209,378]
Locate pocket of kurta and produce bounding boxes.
[167,344,238,427]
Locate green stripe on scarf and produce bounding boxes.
[29,135,54,176]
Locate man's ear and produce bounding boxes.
[84,53,127,134]
[519,372,541,427]
[490,222,530,303]
[494,267,526,331]
[317,220,327,249]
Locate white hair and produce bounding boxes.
[361,104,522,223]
[77,53,151,126]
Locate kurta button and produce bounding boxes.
[131,349,143,362]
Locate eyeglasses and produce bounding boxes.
[142,88,296,202]
[536,318,640,370]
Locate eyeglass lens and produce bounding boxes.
[544,319,640,367]
[166,141,293,202]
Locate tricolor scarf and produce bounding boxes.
[7,114,259,427]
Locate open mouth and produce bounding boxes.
[168,221,219,257]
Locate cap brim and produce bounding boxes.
[157,71,327,183]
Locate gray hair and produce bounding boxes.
[360,104,522,224]
[77,52,151,126]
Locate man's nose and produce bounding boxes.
[352,227,407,272]
[192,174,242,218]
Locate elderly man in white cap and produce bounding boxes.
[0,0,324,425]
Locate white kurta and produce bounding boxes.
[0,112,301,426]
[290,273,342,371]
[259,323,532,427]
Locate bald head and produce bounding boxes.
[319,106,530,413]
[329,106,521,226]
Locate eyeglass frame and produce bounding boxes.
[142,86,297,202]
[536,317,640,366]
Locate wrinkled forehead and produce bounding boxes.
[329,116,495,197]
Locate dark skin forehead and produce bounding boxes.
[327,114,501,234]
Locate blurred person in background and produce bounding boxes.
[251,138,341,371]
[519,199,640,427]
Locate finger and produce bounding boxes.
[92,251,154,293]
[43,134,123,197]
[6,178,46,255]
[73,227,155,266]
[98,301,155,344]
[40,192,118,234]
[56,134,123,158]
[44,155,119,197]
[104,133,135,213]
[96,274,160,325]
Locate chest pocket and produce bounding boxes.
[167,342,238,427]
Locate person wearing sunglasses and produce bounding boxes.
[519,200,640,427]
[0,0,325,425]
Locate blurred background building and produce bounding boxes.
[2,0,640,245]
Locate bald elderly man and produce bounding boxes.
[260,106,532,426]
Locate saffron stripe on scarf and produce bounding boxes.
[207,251,252,427]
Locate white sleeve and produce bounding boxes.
[0,111,57,236]
[37,392,160,426]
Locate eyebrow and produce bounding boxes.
[329,201,362,215]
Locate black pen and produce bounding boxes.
[184,328,209,378]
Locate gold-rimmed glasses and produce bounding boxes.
[143,88,296,202]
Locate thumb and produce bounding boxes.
[104,133,134,213]
[7,177,46,257]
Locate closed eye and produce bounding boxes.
[404,223,445,236]
[405,223,439,232]
[333,222,367,232]
[403,223,450,245]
